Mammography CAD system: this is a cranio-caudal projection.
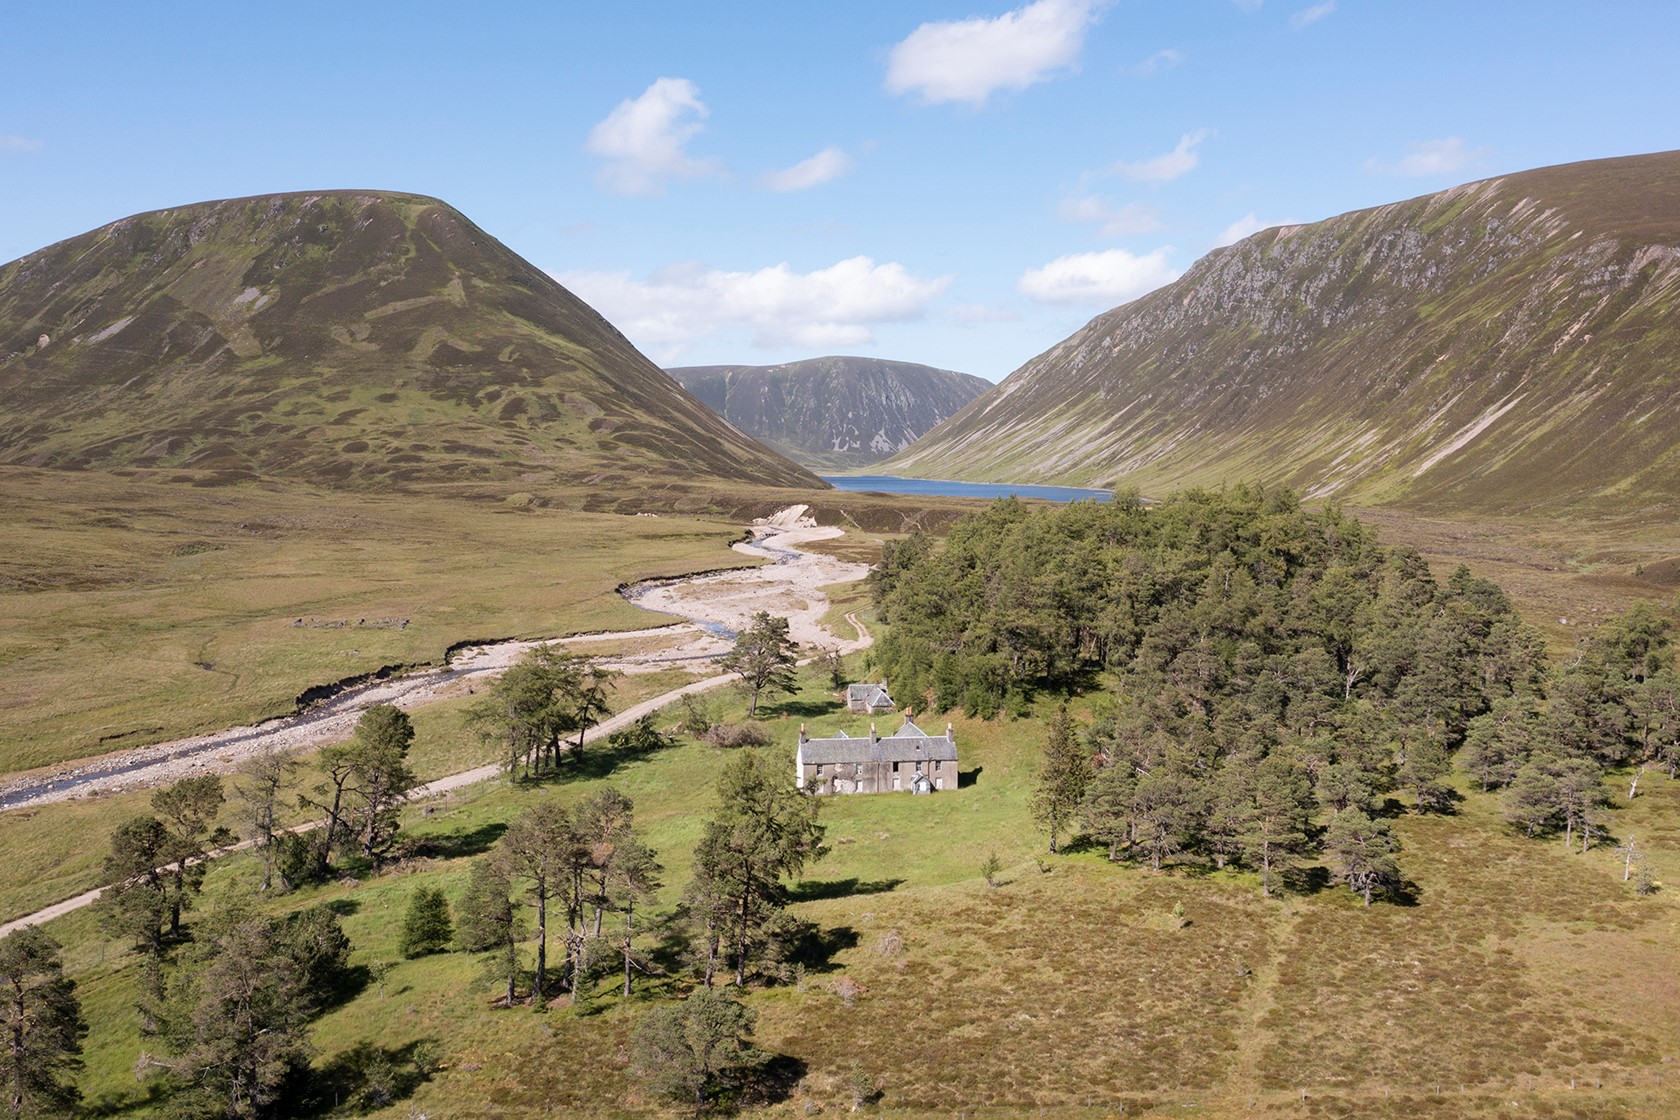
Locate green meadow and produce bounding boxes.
[36,660,1680,1120]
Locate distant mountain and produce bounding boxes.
[667,356,991,471]
[885,151,1680,517]
[0,191,821,490]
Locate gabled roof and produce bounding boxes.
[798,716,957,765]
[847,682,894,706]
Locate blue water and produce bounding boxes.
[821,474,1112,503]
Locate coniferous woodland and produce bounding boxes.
[874,487,1677,902]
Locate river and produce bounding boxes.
[0,508,869,815]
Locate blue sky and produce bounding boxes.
[4,1,1677,381]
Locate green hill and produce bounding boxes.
[0,191,820,490]
[667,356,991,471]
[885,150,1680,517]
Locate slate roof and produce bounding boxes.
[847,682,894,709]
[798,717,957,764]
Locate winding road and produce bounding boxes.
[0,508,872,937]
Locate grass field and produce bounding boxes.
[38,660,1680,1120]
[0,468,767,772]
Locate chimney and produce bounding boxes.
[946,721,954,742]
[799,723,808,745]
[870,722,878,744]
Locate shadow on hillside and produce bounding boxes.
[411,820,507,860]
[290,1037,441,1116]
[1375,796,1409,819]
[1280,865,1332,897]
[320,897,361,917]
[84,1081,170,1117]
[513,737,675,787]
[736,1053,809,1112]
[317,963,373,1015]
[1388,877,1423,907]
[788,876,904,902]
[760,697,844,720]
[781,920,860,974]
[1059,836,1104,857]
[959,766,983,788]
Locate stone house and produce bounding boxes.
[795,716,958,795]
[846,682,895,714]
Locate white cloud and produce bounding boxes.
[1018,248,1179,306]
[0,133,43,153]
[1363,137,1486,177]
[884,0,1105,107]
[762,147,854,192]
[1212,212,1301,248]
[1289,1,1335,28]
[586,77,718,196]
[1129,48,1183,77]
[1058,195,1164,237]
[555,257,952,359]
[1108,129,1211,182]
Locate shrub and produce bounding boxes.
[701,722,772,748]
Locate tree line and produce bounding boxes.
[874,487,1675,903]
[453,752,822,1007]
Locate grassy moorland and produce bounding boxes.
[42,663,1680,1120]
[0,468,762,772]
[0,468,979,776]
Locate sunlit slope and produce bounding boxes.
[669,356,991,471]
[886,150,1680,516]
[0,191,820,489]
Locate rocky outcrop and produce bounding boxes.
[669,356,990,470]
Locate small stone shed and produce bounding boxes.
[846,682,895,715]
[795,716,958,795]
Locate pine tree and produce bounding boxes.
[1079,760,1136,861]
[1130,763,1205,872]
[233,748,294,892]
[456,859,525,1005]
[151,775,231,938]
[96,816,174,1013]
[1324,808,1402,905]
[497,800,577,1002]
[399,887,453,959]
[0,927,85,1119]
[1029,706,1089,854]
[1237,751,1314,897]
[720,613,799,717]
[686,754,823,987]
[344,704,418,868]
[158,906,349,1120]
[633,988,760,1116]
